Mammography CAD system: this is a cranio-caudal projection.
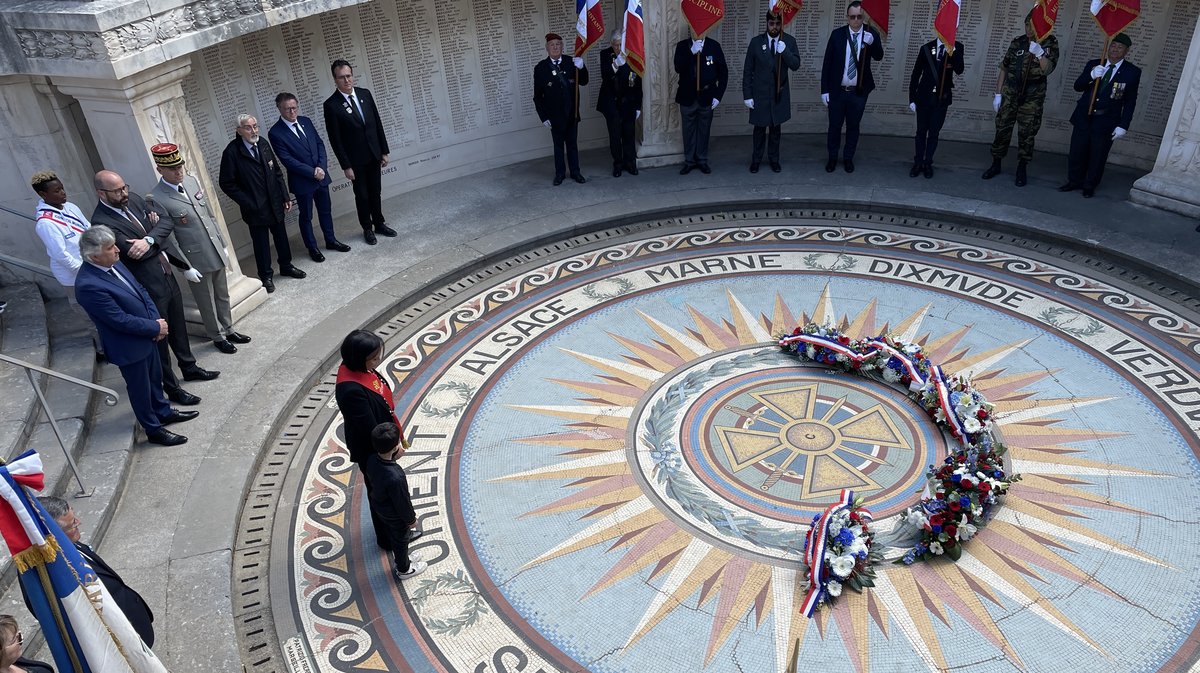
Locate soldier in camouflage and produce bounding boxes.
[982,14,1058,187]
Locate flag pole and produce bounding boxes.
[938,45,950,104]
[1087,37,1110,115]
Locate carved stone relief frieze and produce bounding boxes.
[15,29,105,61]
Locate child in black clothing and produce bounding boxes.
[365,422,426,581]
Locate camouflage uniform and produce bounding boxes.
[990,34,1059,162]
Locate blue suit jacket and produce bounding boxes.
[268,115,332,196]
[73,261,161,366]
[1070,58,1140,130]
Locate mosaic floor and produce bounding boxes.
[282,221,1200,673]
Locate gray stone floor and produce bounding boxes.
[79,133,1197,672]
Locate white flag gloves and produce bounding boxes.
[775,39,787,53]
[572,56,584,69]
[1028,41,1044,58]
[543,120,552,128]
[1091,64,1107,79]
[690,39,704,54]
[821,93,830,105]
[711,98,719,110]
[993,94,1002,112]
[909,102,916,112]
[635,109,641,119]
[615,53,626,67]
[862,31,874,46]
[1112,127,1127,140]
[744,99,754,109]
[183,269,202,283]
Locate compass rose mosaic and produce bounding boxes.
[287,223,1200,673]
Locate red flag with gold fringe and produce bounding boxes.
[681,0,725,38]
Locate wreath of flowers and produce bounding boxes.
[778,323,1019,574]
[800,489,880,616]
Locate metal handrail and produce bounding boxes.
[0,353,119,496]
[0,251,53,278]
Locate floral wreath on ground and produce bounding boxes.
[800,489,880,616]
[778,323,1020,610]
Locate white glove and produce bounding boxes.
[1112,127,1126,140]
[1028,41,1044,58]
[615,53,626,67]
[992,94,1002,112]
[909,102,916,112]
[183,268,202,283]
[862,31,874,46]
[543,120,552,128]
[635,109,641,119]
[690,39,704,54]
[1091,64,1107,79]
[711,99,719,110]
[775,39,787,54]
[744,98,754,109]
[572,56,584,69]
[821,93,830,106]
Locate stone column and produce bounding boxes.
[637,0,686,167]
[1130,14,1200,219]
[52,58,268,333]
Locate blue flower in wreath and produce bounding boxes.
[950,391,963,407]
[960,496,972,508]
[835,528,855,545]
[931,524,942,534]
[951,473,962,482]
[902,549,917,565]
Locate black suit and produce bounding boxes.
[1067,58,1141,191]
[533,56,590,180]
[90,196,195,392]
[219,135,294,280]
[820,25,883,162]
[673,38,728,168]
[323,87,390,230]
[909,40,965,165]
[596,47,642,170]
[77,541,156,646]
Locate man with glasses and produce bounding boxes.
[323,60,394,244]
[819,0,883,174]
[743,11,800,173]
[219,114,306,293]
[90,170,218,404]
[35,496,157,646]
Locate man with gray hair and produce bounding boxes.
[35,496,156,646]
[73,225,196,446]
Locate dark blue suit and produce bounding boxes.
[269,116,337,250]
[74,261,171,433]
[1067,58,1141,191]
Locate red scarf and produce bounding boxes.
[336,364,405,440]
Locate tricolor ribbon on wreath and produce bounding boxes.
[799,489,872,618]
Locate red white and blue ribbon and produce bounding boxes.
[800,488,856,618]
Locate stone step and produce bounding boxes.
[0,283,50,464]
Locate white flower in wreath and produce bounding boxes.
[805,345,816,359]
[830,554,857,579]
[929,541,944,555]
[962,416,983,434]
[847,537,868,557]
[904,508,928,528]
[882,368,901,382]
[958,522,978,541]
[835,353,847,363]
[934,407,947,423]
[826,579,843,597]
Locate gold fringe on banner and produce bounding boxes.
[12,535,61,572]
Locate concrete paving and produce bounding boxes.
[68,133,1198,672]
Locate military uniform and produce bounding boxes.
[991,34,1058,163]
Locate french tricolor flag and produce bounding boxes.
[622,0,646,78]
[0,451,167,673]
[575,0,605,57]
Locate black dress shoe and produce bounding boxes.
[553,175,565,185]
[909,162,921,177]
[1058,182,1081,192]
[1014,161,1028,187]
[626,164,638,175]
[1082,187,1095,198]
[749,163,760,173]
[162,409,199,425]
[699,164,711,174]
[213,339,237,354]
[262,278,275,293]
[146,429,187,446]
[226,332,251,344]
[680,164,694,175]
[326,240,352,252]
[181,367,219,382]
[982,160,1002,180]
[307,248,325,263]
[613,166,622,177]
[825,159,837,173]
[843,159,855,173]
[166,389,201,405]
[364,230,377,245]
[375,224,398,237]
[770,162,781,173]
[923,163,934,179]
[405,529,424,543]
[280,266,307,279]
[96,351,108,364]
[572,174,586,183]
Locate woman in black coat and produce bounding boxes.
[334,330,408,551]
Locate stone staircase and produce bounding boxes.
[0,280,138,652]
